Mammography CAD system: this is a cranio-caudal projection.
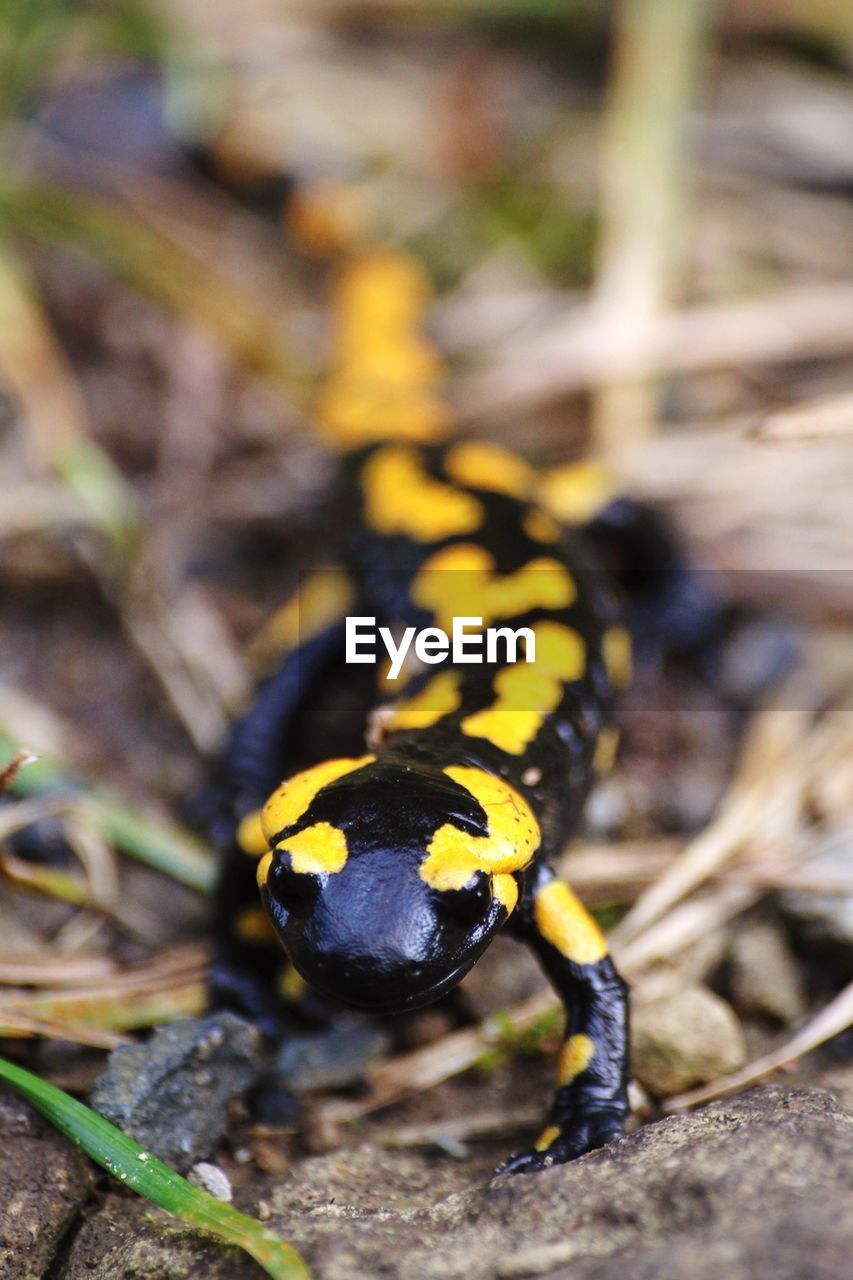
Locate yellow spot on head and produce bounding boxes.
[537,459,617,525]
[443,441,534,498]
[492,874,519,915]
[603,626,633,689]
[523,508,561,544]
[387,671,462,731]
[419,766,540,890]
[362,446,483,542]
[262,756,374,844]
[556,1033,596,1086]
[236,809,269,858]
[461,622,586,755]
[534,881,608,965]
[413,544,576,632]
[257,851,272,889]
[278,822,349,875]
[534,1124,561,1152]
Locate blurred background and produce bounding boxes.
[0,0,851,1132]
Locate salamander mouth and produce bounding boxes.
[293,952,479,1014]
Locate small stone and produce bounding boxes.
[729,920,807,1024]
[270,1019,391,1095]
[631,983,747,1098]
[188,1162,232,1203]
[779,823,853,970]
[91,1012,263,1173]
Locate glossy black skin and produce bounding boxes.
[211,440,647,1171]
[260,758,509,1012]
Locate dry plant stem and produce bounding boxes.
[453,282,853,421]
[664,981,853,1112]
[0,750,38,797]
[610,709,808,948]
[752,390,853,444]
[590,0,710,452]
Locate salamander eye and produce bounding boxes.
[442,869,492,925]
[268,851,320,917]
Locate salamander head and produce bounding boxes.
[256,755,540,1012]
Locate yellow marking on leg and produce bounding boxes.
[361,446,483,541]
[443,441,534,498]
[233,905,277,944]
[387,672,462,731]
[236,809,269,857]
[278,822,349,875]
[593,726,620,775]
[534,1124,561,1152]
[420,767,540,890]
[534,881,608,965]
[413,544,576,632]
[603,626,633,689]
[277,964,308,1001]
[522,508,561,544]
[537,459,617,525]
[461,622,586,755]
[556,1033,596,1086]
[247,569,355,673]
[261,756,374,844]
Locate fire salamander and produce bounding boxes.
[210,244,639,1174]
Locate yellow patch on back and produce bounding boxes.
[315,250,451,447]
[593,725,620,775]
[522,508,561,544]
[603,626,633,689]
[556,1033,596,1086]
[461,622,586,755]
[534,880,608,965]
[443,441,534,498]
[362,446,484,542]
[236,809,268,858]
[261,756,374,844]
[248,569,354,674]
[387,671,462,731]
[412,544,576,632]
[537,458,617,525]
[420,766,540,893]
[233,904,276,944]
[278,822,349,875]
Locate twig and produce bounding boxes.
[663,981,853,1111]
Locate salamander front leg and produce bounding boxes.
[500,865,629,1174]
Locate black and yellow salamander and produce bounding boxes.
[209,246,645,1174]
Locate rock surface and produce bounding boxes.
[729,919,807,1024]
[90,1013,262,1172]
[0,1094,93,1280]
[267,1085,853,1280]
[630,983,747,1096]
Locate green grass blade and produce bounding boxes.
[0,1054,311,1280]
[0,736,216,893]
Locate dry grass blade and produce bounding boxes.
[752,390,853,444]
[454,282,853,421]
[663,981,853,1112]
[610,709,808,948]
[0,1008,131,1049]
[590,0,709,451]
[0,748,38,794]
